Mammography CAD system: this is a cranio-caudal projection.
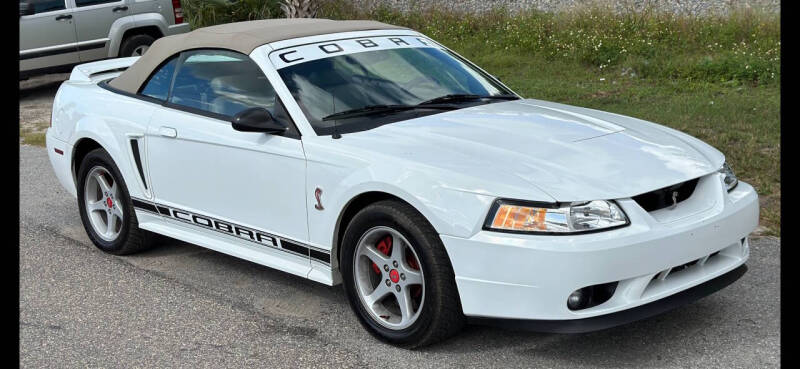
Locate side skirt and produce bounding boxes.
[132,198,335,285]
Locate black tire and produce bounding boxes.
[77,148,157,255]
[118,34,155,57]
[340,200,465,348]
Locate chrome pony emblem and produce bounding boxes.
[669,191,679,210]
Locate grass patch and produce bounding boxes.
[183,2,780,235]
[20,129,46,147]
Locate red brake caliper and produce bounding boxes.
[371,235,392,274]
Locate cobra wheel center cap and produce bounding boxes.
[389,269,400,283]
[106,197,113,208]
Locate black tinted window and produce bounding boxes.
[75,0,118,6]
[139,57,178,101]
[169,50,280,118]
[26,0,66,13]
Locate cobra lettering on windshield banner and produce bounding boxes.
[269,35,440,69]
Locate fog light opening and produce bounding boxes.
[567,282,619,311]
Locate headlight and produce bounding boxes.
[719,162,738,192]
[484,199,629,234]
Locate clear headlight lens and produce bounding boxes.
[485,200,629,234]
[720,162,738,192]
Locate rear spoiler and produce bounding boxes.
[68,57,139,83]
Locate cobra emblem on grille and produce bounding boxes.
[669,191,679,210]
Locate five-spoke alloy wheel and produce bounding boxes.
[84,166,124,241]
[354,226,425,330]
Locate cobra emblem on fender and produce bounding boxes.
[314,187,324,210]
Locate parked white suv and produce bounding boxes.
[19,0,190,79]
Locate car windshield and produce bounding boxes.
[276,42,515,135]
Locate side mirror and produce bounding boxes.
[231,107,288,134]
[20,2,35,16]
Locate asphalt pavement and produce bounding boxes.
[19,144,780,368]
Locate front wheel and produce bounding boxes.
[340,200,465,348]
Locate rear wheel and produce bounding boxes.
[77,148,157,255]
[341,200,465,348]
[119,34,155,57]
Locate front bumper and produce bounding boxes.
[469,263,747,333]
[440,175,758,324]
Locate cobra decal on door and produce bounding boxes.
[131,198,331,264]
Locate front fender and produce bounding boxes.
[305,140,497,259]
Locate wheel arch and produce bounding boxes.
[332,190,440,269]
[71,137,104,187]
[108,14,168,57]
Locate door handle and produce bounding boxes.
[158,127,177,138]
[55,14,72,21]
[112,5,128,12]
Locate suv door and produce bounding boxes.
[142,49,311,268]
[71,0,129,62]
[19,0,79,73]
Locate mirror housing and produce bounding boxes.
[20,2,35,16]
[231,107,288,134]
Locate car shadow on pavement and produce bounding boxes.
[424,298,734,366]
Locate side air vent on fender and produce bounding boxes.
[129,139,147,189]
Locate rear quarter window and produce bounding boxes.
[139,57,178,101]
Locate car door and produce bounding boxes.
[19,0,79,72]
[143,49,310,255]
[71,0,129,61]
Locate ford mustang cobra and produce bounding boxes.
[45,19,759,347]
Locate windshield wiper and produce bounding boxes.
[417,94,520,106]
[322,104,454,121]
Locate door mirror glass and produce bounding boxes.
[231,107,288,134]
[19,2,35,16]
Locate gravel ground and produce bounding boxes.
[349,0,780,15]
[19,141,780,367]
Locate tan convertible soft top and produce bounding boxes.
[108,18,407,94]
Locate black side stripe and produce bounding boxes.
[309,249,331,264]
[19,40,106,60]
[131,199,158,213]
[129,139,147,189]
[280,240,308,256]
[131,198,331,265]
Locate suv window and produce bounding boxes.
[139,57,178,101]
[25,0,66,14]
[75,0,120,6]
[169,50,282,119]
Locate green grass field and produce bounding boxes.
[21,1,779,235]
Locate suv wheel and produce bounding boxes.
[119,34,155,57]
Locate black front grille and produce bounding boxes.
[632,178,699,212]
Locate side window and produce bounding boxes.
[139,57,178,101]
[75,0,120,6]
[25,0,66,14]
[168,50,282,119]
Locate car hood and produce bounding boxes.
[338,98,724,201]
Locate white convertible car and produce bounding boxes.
[46,19,759,347]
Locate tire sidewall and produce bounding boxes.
[120,34,155,57]
[340,203,442,345]
[77,149,134,253]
